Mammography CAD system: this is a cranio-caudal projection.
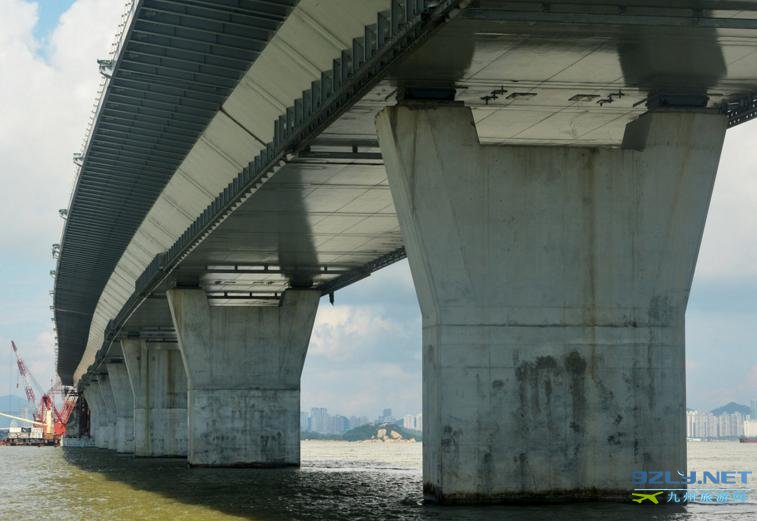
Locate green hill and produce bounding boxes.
[711,402,750,416]
[300,423,423,442]
[342,422,422,442]
[301,431,343,441]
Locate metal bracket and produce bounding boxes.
[397,86,458,103]
[645,94,709,109]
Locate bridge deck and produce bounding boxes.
[59,0,757,381]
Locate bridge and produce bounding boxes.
[54,0,757,503]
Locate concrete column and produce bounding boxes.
[81,387,98,445]
[97,376,118,450]
[106,362,135,453]
[166,288,320,467]
[84,384,111,449]
[376,105,727,503]
[122,339,188,457]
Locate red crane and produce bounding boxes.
[11,340,36,408]
[9,341,77,439]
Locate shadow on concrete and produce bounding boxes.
[59,447,710,521]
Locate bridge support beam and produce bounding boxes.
[166,288,320,467]
[122,339,188,457]
[376,104,727,503]
[96,375,117,450]
[106,362,135,453]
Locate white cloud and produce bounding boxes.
[685,306,757,409]
[309,305,402,360]
[0,0,124,389]
[302,363,421,418]
[0,0,124,256]
[0,0,37,52]
[302,276,423,417]
[360,259,416,293]
[0,330,57,396]
[748,364,757,389]
[696,121,757,281]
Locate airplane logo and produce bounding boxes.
[632,491,664,504]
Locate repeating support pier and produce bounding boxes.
[375,104,727,503]
[167,288,320,467]
[82,384,107,448]
[106,362,135,453]
[96,375,117,450]
[122,339,188,457]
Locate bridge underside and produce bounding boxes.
[118,0,757,310]
[173,145,398,300]
[69,0,757,505]
[54,0,300,384]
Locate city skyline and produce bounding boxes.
[298,399,757,429]
[300,406,423,436]
[686,409,756,440]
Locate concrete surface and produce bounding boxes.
[106,362,135,453]
[96,376,118,451]
[167,288,320,467]
[83,384,102,447]
[75,0,390,384]
[122,339,188,457]
[84,384,111,450]
[376,104,727,503]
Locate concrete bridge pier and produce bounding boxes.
[82,385,103,447]
[96,375,118,450]
[106,362,135,453]
[376,104,727,503]
[122,339,188,457]
[166,288,320,467]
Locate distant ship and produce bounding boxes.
[739,436,757,443]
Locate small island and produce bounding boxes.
[302,422,422,443]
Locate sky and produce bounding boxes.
[0,0,754,422]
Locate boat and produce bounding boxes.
[1,341,79,447]
[0,414,57,447]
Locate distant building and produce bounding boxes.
[302,409,368,434]
[744,420,757,437]
[310,407,328,433]
[329,415,350,435]
[303,408,412,435]
[719,413,745,438]
[348,416,369,430]
[402,413,422,431]
[686,409,745,439]
[751,399,757,420]
[378,408,394,424]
